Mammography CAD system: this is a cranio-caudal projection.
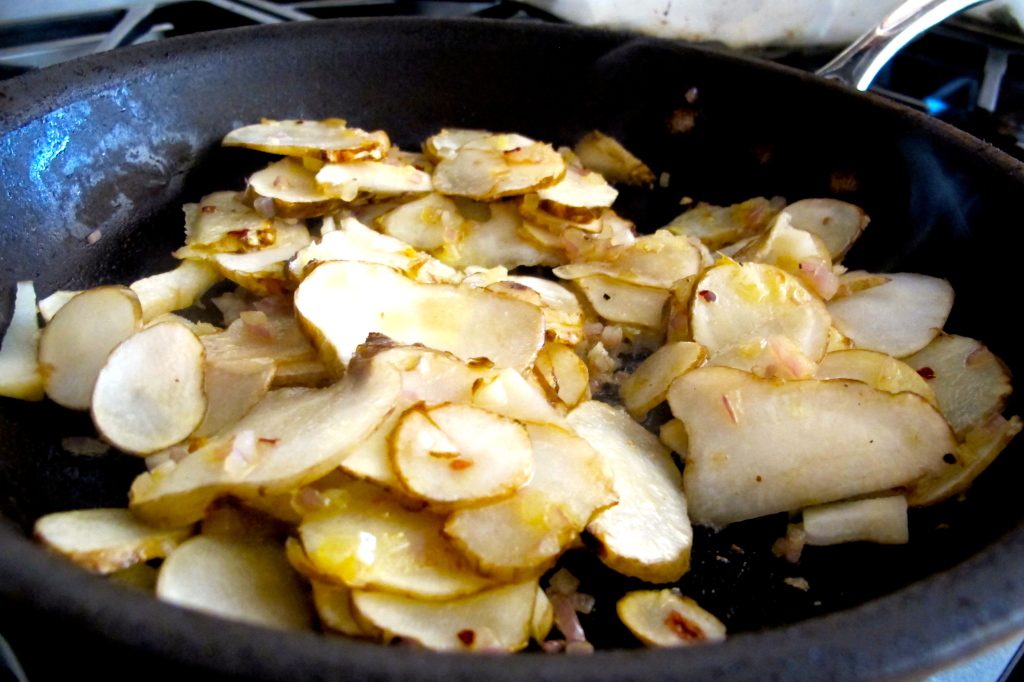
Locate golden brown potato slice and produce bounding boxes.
[223,118,389,162]
[773,198,869,261]
[617,590,725,647]
[0,281,44,401]
[903,334,1012,437]
[156,535,315,630]
[177,191,277,255]
[391,404,532,508]
[536,162,618,210]
[351,580,538,652]
[438,201,563,270]
[34,508,191,574]
[572,131,655,186]
[575,276,670,330]
[92,321,207,455]
[544,342,590,408]
[316,161,433,202]
[802,495,909,545]
[38,285,142,410]
[193,358,276,438]
[422,128,492,163]
[668,367,956,526]
[376,192,462,252]
[433,134,565,200]
[816,349,937,406]
[906,414,1022,506]
[663,197,784,251]
[620,341,705,420]
[299,479,495,599]
[294,261,544,373]
[554,230,703,290]
[129,344,403,527]
[689,261,830,378]
[129,260,222,324]
[207,222,312,295]
[825,273,953,358]
[568,401,692,583]
[443,423,616,581]
[246,158,342,219]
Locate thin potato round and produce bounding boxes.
[817,349,937,406]
[617,590,725,647]
[223,118,389,162]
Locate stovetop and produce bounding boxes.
[2,2,1024,681]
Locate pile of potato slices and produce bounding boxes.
[1,117,1019,652]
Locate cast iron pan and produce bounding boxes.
[2,16,1024,682]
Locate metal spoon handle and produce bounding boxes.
[815,0,988,90]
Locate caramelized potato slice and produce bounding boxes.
[433,134,565,200]
[376,192,462,252]
[294,261,544,373]
[568,401,693,583]
[157,535,315,630]
[617,590,725,647]
[620,341,706,420]
[507,276,587,346]
[38,285,142,410]
[311,581,373,637]
[34,508,191,574]
[206,222,312,295]
[351,580,538,652]
[536,162,618,209]
[201,308,321,385]
[247,158,342,219]
[0,281,44,401]
[223,118,389,162]
[299,479,495,599]
[573,131,655,186]
[668,367,956,526]
[178,191,276,254]
[439,201,563,270]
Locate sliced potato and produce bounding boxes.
[208,222,312,294]
[391,404,532,508]
[802,495,909,545]
[444,423,616,581]
[130,260,223,323]
[311,581,371,637]
[433,134,565,200]
[507,276,587,346]
[774,198,869,260]
[294,261,544,373]
[194,358,276,438]
[568,401,692,583]
[351,580,538,652]
[223,118,389,162]
[157,535,315,630]
[575,276,670,329]
[668,367,956,526]
[316,161,432,202]
[617,590,725,647]
[422,128,492,163]
[37,289,81,323]
[659,419,689,460]
[471,367,567,427]
[903,334,1012,437]
[536,163,618,209]
[299,479,495,599]
[532,587,554,642]
[129,344,403,527]
[439,201,563,270]
[817,349,937,406]
[663,197,784,251]
[34,508,191,574]
[554,230,702,290]
[201,308,320,385]
[92,321,207,455]
[572,131,655,186]
[38,285,142,410]
[199,501,289,542]
[734,214,837,300]
[247,158,342,219]
[826,325,855,352]
[620,341,705,420]
[178,191,276,254]
[0,281,44,401]
[376,192,462,252]
[826,273,953,357]
[907,414,1023,506]
[545,342,591,408]
[833,270,892,299]
[689,261,830,377]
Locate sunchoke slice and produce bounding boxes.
[92,321,207,455]
[193,358,276,438]
[34,508,191,574]
[178,191,276,254]
[617,590,725,647]
[544,342,590,408]
[299,479,495,600]
[568,402,693,583]
[208,222,312,294]
[444,424,615,580]
[247,158,342,218]
[129,345,402,527]
[802,496,909,546]
[663,197,784,251]
[130,260,222,323]
[38,285,142,410]
[433,134,565,200]
[391,404,533,508]
[572,131,655,186]
[201,308,321,385]
[439,201,562,270]
[507,276,586,346]
[294,261,544,372]
[575,276,669,329]
[471,367,568,427]
[38,289,81,322]
[536,162,618,209]
[668,367,956,526]
[316,161,432,202]
[554,230,703,289]
[156,535,315,630]
[223,118,389,162]
[690,261,830,377]
[351,580,538,652]
[311,581,370,637]
[620,342,705,420]
[0,281,44,401]
[376,192,462,252]
[826,273,953,358]
[817,349,937,406]
[733,214,837,300]
[774,198,869,261]
[903,334,1012,437]
[422,128,492,162]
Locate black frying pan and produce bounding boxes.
[2,16,1024,682]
